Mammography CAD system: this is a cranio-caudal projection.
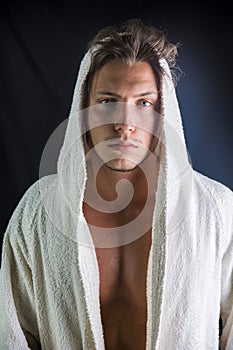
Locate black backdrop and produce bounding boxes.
[0,0,233,257]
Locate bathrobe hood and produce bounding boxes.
[39,48,193,347]
[40,48,193,246]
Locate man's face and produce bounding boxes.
[87,60,160,171]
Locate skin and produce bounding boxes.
[83,60,160,350]
[86,60,160,172]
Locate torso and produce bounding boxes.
[96,231,151,350]
[83,203,153,350]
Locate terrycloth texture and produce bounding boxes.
[0,49,233,350]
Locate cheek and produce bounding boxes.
[89,125,113,144]
[145,117,161,143]
[138,120,155,143]
[144,132,153,147]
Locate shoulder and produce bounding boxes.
[10,175,57,218]
[193,170,233,250]
[193,170,233,205]
[0,175,58,268]
[3,175,58,242]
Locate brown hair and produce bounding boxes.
[81,18,180,108]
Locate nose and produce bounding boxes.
[114,123,136,133]
[114,104,136,134]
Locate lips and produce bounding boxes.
[108,140,138,152]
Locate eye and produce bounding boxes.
[99,98,116,105]
[137,100,152,108]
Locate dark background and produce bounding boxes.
[0,0,233,257]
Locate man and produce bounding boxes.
[0,18,232,350]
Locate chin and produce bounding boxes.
[105,159,138,172]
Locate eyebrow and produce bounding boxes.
[95,90,158,98]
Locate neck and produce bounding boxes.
[84,152,159,211]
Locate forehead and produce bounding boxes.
[91,60,159,93]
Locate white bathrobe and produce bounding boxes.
[0,49,233,350]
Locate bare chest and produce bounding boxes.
[83,199,153,349]
[95,231,151,350]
